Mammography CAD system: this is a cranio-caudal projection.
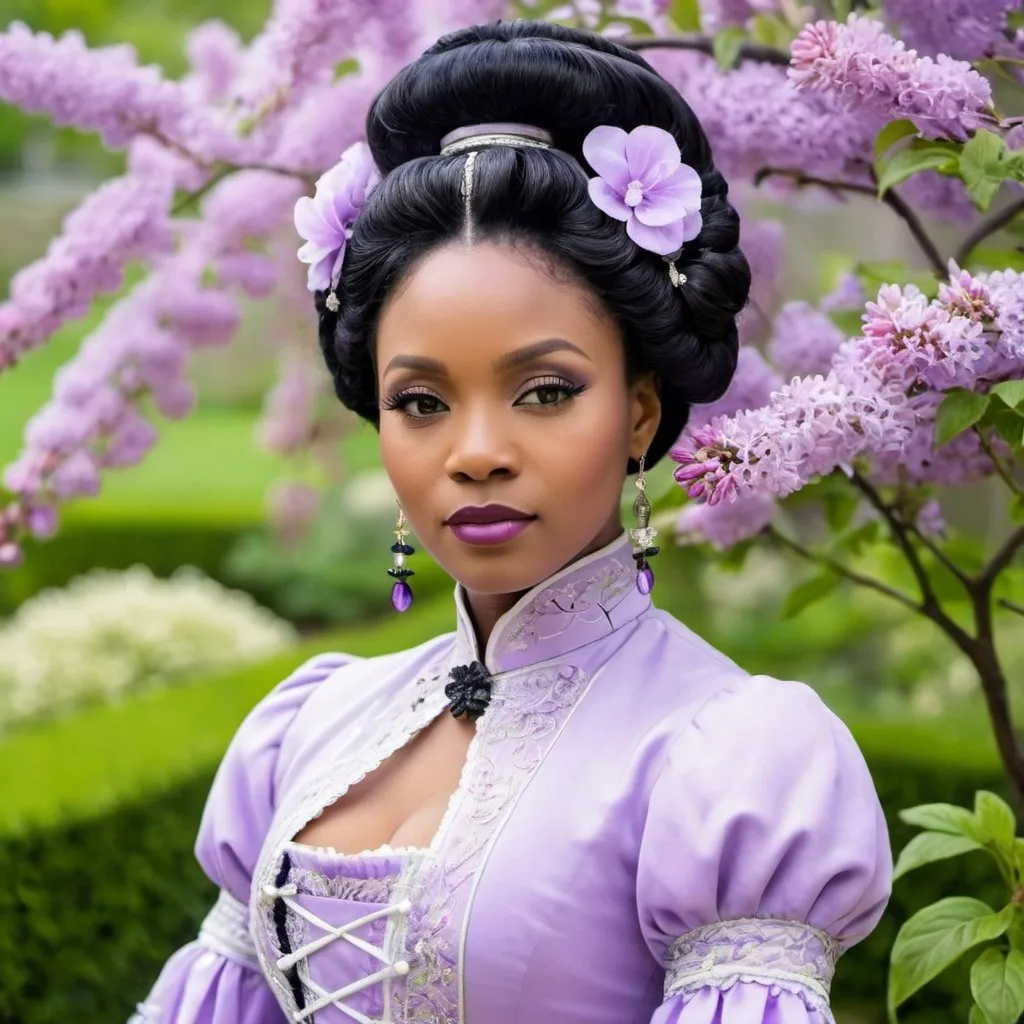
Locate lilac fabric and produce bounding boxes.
[133,532,892,1024]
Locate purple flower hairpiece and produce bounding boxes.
[582,125,703,286]
[294,141,380,312]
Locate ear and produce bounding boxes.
[628,372,662,461]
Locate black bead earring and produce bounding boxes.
[629,454,659,595]
[388,504,415,612]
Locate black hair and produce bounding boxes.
[315,19,750,470]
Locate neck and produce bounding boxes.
[460,517,624,658]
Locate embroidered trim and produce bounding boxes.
[389,662,593,1024]
[664,918,842,1009]
[198,888,261,971]
[289,865,399,905]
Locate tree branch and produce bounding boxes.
[955,196,1024,266]
[764,524,922,613]
[980,526,1024,590]
[904,521,974,590]
[849,471,976,651]
[756,167,947,276]
[620,33,791,66]
[878,184,948,277]
[999,597,1024,618]
[974,426,1024,498]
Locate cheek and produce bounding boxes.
[536,385,631,492]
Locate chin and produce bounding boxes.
[431,529,563,597]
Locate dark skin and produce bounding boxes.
[376,240,662,652]
[294,241,662,855]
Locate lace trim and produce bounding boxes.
[198,889,261,971]
[289,865,399,905]
[251,664,451,1018]
[665,918,842,1007]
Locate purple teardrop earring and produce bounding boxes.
[388,504,415,612]
[629,454,659,595]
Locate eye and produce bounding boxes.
[382,389,449,419]
[514,377,586,408]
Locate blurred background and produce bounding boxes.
[0,2,1019,1023]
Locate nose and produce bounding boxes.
[444,405,521,482]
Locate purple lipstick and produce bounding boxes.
[445,504,537,547]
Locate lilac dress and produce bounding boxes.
[133,532,892,1024]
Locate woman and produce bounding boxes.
[134,20,892,1024]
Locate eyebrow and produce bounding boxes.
[383,338,592,378]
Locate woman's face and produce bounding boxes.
[375,241,660,597]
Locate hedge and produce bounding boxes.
[1,604,1009,1023]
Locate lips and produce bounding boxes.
[445,504,535,527]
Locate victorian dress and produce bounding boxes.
[133,531,893,1024]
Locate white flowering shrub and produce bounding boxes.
[0,565,297,728]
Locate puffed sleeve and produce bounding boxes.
[636,675,892,1024]
[129,653,356,1023]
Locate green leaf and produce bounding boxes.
[781,570,841,619]
[875,120,920,163]
[749,13,793,48]
[1011,495,1024,525]
[970,1005,992,1024]
[935,389,991,447]
[888,899,1015,1016]
[899,802,990,843]
[877,144,959,197]
[976,791,1018,848]
[828,308,864,338]
[961,130,1012,211]
[667,0,701,31]
[991,380,1024,410]
[967,246,1024,273]
[858,260,940,298]
[822,485,860,531]
[713,27,747,70]
[971,947,1024,1024]
[982,400,1024,451]
[893,831,984,882]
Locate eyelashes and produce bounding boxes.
[381,376,587,420]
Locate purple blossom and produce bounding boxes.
[0,173,175,368]
[672,264,1020,505]
[769,301,847,378]
[699,0,780,32]
[676,491,777,547]
[185,20,243,103]
[294,142,381,292]
[648,50,881,184]
[737,215,786,344]
[790,15,994,140]
[820,272,866,312]
[884,0,1019,60]
[0,23,237,158]
[582,125,703,255]
[258,357,325,455]
[688,347,783,430]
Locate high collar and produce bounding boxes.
[452,531,651,675]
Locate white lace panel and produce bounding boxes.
[664,918,842,1017]
[198,888,261,971]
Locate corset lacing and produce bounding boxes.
[263,880,412,1024]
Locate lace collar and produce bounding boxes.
[451,531,651,674]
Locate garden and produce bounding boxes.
[1,0,1023,1022]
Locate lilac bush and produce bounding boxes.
[0,1,1023,1011]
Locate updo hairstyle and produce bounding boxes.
[316,20,751,469]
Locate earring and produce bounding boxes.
[629,454,659,595]
[388,504,415,612]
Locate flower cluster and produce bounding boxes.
[0,565,296,728]
[0,174,175,370]
[790,14,994,140]
[671,263,1019,530]
[883,0,1020,61]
